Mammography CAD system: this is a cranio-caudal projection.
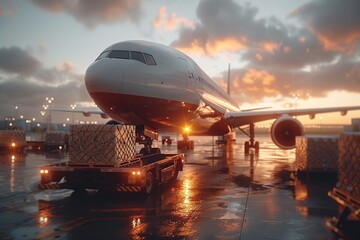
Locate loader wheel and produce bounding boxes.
[145,171,154,194]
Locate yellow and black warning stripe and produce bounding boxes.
[117,186,141,192]
[38,183,61,190]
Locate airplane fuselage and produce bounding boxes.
[85,41,239,136]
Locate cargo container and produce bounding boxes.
[39,124,184,194]
[295,136,338,172]
[44,131,67,151]
[328,133,360,233]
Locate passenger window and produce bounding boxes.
[130,51,146,64]
[109,50,130,59]
[95,51,109,61]
[144,53,157,65]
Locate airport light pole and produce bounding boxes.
[70,104,76,125]
[44,97,54,132]
[293,94,299,110]
[14,105,19,119]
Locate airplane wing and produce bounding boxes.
[50,109,110,119]
[224,106,360,127]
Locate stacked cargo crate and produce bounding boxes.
[295,136,338,172]
[69,124,136,167]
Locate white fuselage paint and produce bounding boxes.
[85,40,239,135]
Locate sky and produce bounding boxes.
[0,0,360,126]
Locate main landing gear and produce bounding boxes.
[138,136,161,155]
[177,133,194,150]
[240,123,259,155]
[106,121,161,156]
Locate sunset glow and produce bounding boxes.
[0,0,359,124]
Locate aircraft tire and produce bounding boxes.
[255,141,260,154]
[244,141,250,155]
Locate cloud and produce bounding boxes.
[153,6,195,32]
[0,47,42,76]
[0,46,94,120]
[31,0,142,29]
[291,0,360,54]
[170,0,360,105]
[171,0,288,56]
[0,0,14,16]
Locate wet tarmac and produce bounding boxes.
[0,134,359,239]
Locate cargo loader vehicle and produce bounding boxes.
[39,124,184,194]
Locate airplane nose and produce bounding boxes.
[85,59,123,94]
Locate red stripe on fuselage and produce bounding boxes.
[90,92,231,135]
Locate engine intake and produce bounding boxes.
[270,115,304,149]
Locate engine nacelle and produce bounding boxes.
[270,115,304,149]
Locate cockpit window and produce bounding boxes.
[143,53,156,65]
[95,51,109,61]
[109,50,130,59]
[105,50,157,65]
[130,51,146,64]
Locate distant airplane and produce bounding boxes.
[82,40,360,154]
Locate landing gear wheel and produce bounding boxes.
[144,171,154,194]
[255,141,259,155]
[244,141,250,155]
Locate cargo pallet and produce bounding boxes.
[39,153,184,194]
[327,133,360,237]
[328,188,360,237]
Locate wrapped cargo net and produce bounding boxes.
[69,125,136,167]
[336,133,360,200]
[295,136,338,172]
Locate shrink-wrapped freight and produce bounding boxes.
[295,136,338,172]
[336,133,360,199]
[69,124,136,167]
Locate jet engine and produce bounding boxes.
[270,115,304,149]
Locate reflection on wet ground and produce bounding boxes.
[0,134,359,239]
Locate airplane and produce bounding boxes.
[83,40,360,154]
